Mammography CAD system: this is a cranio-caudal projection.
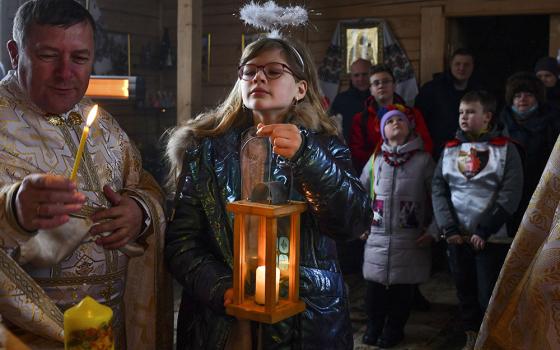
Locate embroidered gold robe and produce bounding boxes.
[476,136,560,349]
[0,71,172,349]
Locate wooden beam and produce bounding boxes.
[420,6,445,85]
[445,0,560,17]
[177,0,202,125]
[551,15,560,58]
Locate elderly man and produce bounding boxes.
[415,48,482,160]
[330,58,372,143]
[0,0,170,349]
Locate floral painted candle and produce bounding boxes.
[64,296,114,350]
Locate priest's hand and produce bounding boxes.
[90,185,143,249]
[15,174,85,232]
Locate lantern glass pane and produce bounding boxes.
[240,214,291,304]
[240,127,272,201]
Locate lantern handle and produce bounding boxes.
[240,126,295,204]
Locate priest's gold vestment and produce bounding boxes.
[0,71,172,349]
[477,136,560,349]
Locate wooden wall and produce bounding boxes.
[92,0,178,181]
[201,0,441,111]
[95,0,177,171]
[199,0,560,112]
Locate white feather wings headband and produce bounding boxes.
[239,1,308,38]
[239,1,308,66]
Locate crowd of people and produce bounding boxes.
[1,0,560,350]
[329,47,560,348]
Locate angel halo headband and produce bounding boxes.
[239,1,307,69]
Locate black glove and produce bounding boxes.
[443,225,461,239]
[476,204,510,240]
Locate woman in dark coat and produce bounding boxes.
[500,72,560,234]
[165,37,372,349]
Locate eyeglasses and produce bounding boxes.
[238,62,295,81]
[371,79,394,87]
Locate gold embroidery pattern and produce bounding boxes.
[34,269,125,286]
[67,112,83,125]
[70,204,103,219]
[477,137,560,349]
[0,97,9,108]
[44,112,83,127]
[0,248,64,325]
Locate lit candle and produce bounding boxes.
[255,265,280,305]
[70,105,98,181]
[64,296,114,350]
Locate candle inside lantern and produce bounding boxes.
[64,296,114,350]
[255,265,280,305]
[70,104,98,181]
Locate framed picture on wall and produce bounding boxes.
[341,24,384,73]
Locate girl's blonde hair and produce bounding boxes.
[166,37,337,185]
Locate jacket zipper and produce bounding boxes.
[386,164,396,288]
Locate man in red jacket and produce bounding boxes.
[349,64,432,173]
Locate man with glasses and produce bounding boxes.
[338,64,431,278]
[415,48,482,160]
[330,58,372,144]
[349,64,432,173]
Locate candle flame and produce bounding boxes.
[86,105,98,126]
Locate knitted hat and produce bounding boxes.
[380,109,411,141]
[534,56,559,76]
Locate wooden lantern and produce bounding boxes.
[225,200,306,324]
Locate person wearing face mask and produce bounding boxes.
[500,72,560,234]
[534,56,560,109]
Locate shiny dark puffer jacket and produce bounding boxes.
[165,126,372,350]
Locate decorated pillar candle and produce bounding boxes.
[64,296,114,350]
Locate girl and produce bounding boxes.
[360,109,436,348]
[165,37,371,349]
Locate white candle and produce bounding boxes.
[255,265,280,305]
